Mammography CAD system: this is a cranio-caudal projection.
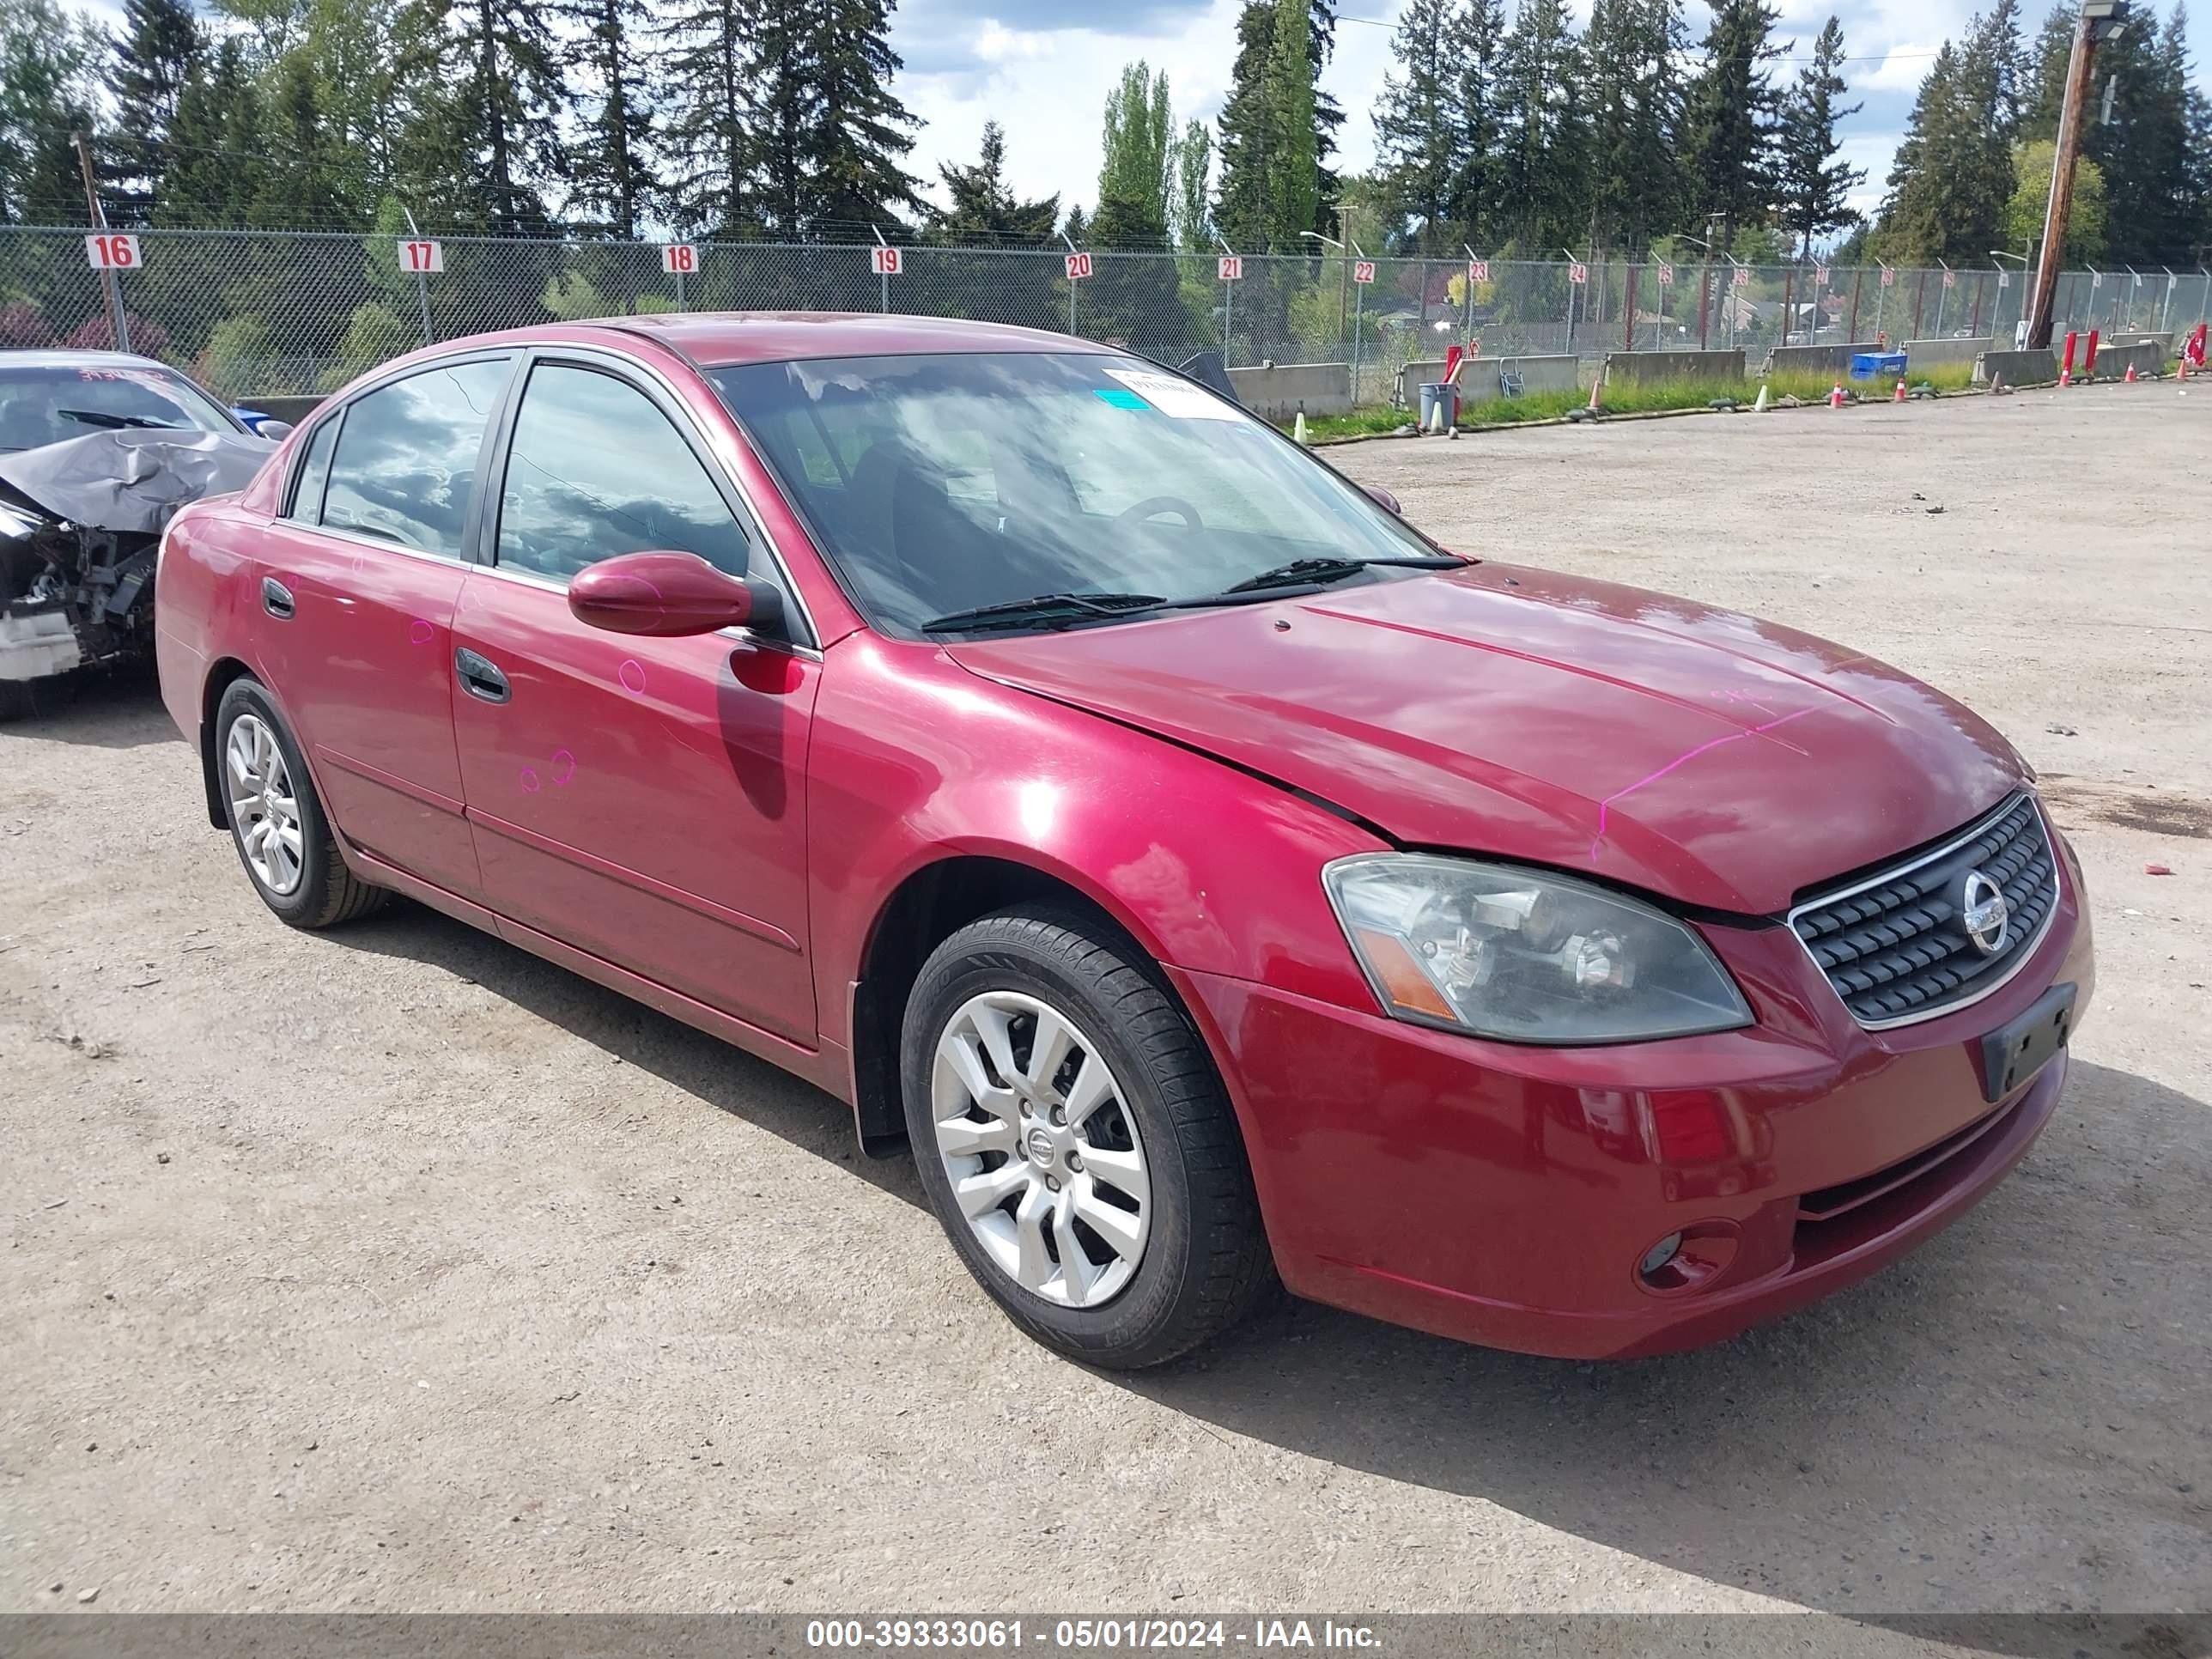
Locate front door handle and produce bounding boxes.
[455,647,509,704]
[261,577,295,619]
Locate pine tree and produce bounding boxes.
[1776,15,1865,258]
[1446,0,1507,240]
[1495,0,1588,248]
[1680,0,1786,246]
[562,0,658,237]
[2020,4,2075,139]
[392,0,568,231]
[928,121,1059,243]
[657,0,757,234]
[1374,0,1461,246]
[255,49,355,227]
[749,0,922,235]
[1215,0,1324,250]
[2085,3,2198,258]
[0,0,104,224]
[1583,0,1687,248]
[155,39,265,227]
[104,0,205,222]
[1877,3,2036,261]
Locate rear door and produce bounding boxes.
[449,350,821,1043]
[251,353,516,900]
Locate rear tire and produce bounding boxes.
[901,903,1273,1368]
[214,677,386,929]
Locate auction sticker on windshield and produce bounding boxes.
[1103,367,1238,420]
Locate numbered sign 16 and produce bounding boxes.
[870,245,901,276]
[399,240,444,275]
[1352,260,1376,285]
[1064,252,1093,281]
[1217,255,1243,282]
[1468,259,1489,283]
[1655,263,1674,286]
[85,233,141,270]
[662,244,697,275]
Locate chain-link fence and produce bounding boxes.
[5,225,2208,405]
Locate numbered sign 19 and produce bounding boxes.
[662,244,697,275]
[85,233,141,270]
[398,240,443,275]
[1567,263,1589,286]
[870,245,901,276]
[1217,255,1243,282]
[1468,259,1489,283]
[1064,252,1093,281]
[1655,263,1674,287]
[1352,260,1376,285]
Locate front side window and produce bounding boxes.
[711,352,1446,635]
[495,364,751,581]
[319,357,509,558]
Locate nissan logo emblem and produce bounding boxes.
[1960,869,2010,956]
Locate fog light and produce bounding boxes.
[1638,1231,1684,1278]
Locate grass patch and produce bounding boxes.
[1288,361,1984,440]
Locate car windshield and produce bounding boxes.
[711,352,1454,635]
[0,363,240,453]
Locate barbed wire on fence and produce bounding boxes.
[3,224,2206,403]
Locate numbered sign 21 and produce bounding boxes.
[662,244,697,276]
[1217,255,1243,282]
[85,233,141,270]
[398,240,443,275]
[870,245,901,276]
[1352,260,1376,285]
[1064,252,1093,281]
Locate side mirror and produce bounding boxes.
[1363,483,1404,517]
[255,419,295,441]
[568,550,781,638]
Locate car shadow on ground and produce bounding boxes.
[0,667,175,748]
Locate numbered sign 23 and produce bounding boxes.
[870,245,901,276]
[85,234,141,270]
[1217,255,1243,282]
[662,244,697,275]
[398,240,444,275]
[1352,260,1376,285]
[1468,259,1489,283]
[1065,252,1093,281]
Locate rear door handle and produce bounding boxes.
[455,647,509,704]
[261,577,295,619]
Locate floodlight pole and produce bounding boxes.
[2030,0,2130,349]
[872,224,890,315]
[1059,229,1079,334]
[402,204,433,345]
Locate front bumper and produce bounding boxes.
[1172,828,2095,1360]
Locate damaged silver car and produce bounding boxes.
[0,350,283,719]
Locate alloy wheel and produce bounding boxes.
[226,712,305,896]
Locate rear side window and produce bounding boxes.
[495,363,750,581]
[287,416,339,521]
[319,357,509,558]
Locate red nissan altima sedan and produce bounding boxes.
[155,314,2094,1368]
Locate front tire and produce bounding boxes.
[901,904,1273,1368]
[214,678,386,929]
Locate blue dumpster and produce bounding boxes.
[1850,351,1908,381]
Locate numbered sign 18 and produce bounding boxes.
[1352,260,1376,285]
[1064,252,1093,281]
[1655,263,1674,286]
[1567,263,1589,286]
[85,234,141,270]
[870,245,901,276]
[1217,255,1243,282]
[662,244,697,275]
[398,240,444,275]
[1468,259,1489,283]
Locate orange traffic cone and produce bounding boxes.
[2124,362,2137,383]
[1586,375,1604,416]
[1893,378,1907,403]
[1829,382,1845,407]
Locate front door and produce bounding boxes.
[449,355,820,1043]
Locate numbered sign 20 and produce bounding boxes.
[1468,259,1489,283]
[398,240,444,275]
[1065,252,1093,281]
[870,245,901,276]
[1567,263,1588,285]
[1217,255,1243,282]
[662,244,697,275]
[1352,260,1376,285]
[85,234,141,270]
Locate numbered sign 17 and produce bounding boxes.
[1352,260,1376,285]
[1064,252,1093,281]
[398,240,443,275]
[662,244,697,276]
[870,245,901,276]
[85,233,141,270]
[1467,259,1489,283]
[1217,255,1243,282]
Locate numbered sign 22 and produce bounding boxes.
[1352,260,1376,285]
[662,244,697,276]
[398,240,443,275]
[1468,259,1489,283]
[1065,252,1093,281]
[1217,255,1243,282]
[85,233,141,270]
[870,245,901,276]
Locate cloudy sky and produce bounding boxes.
[895,0,2208,234]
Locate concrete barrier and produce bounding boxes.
[1901,337,1994,370]
[1761,342,1881,376]
[2082,338,2168,380]
[1973,349,2057,386]
[1229,362,1352,419]
[1602,349,1743,384]
[236,393,326,423]
[1396,354,1580,405]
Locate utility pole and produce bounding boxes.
[70,131,130,354]
[2028,0,2131,348]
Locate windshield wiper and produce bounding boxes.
[57,409,185,431]
[921,591,1169,635]
[1212,552,1464,597]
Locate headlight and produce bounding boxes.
[1322,854,1752,1044]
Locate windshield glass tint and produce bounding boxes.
[0,364,237,452]
[711,353,1438,632]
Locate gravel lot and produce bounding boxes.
[3,383,2208,1618]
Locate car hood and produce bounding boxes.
[0,428,273,536]
[945,563,2025,915]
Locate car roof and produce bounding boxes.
[0,349,186,373]
[424,312,1114,370]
